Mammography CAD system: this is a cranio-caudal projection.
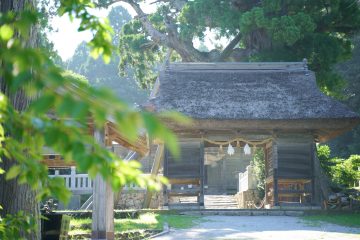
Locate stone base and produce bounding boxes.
[235,190,260,209]
[116,190,163,209]
[91,231,114,240]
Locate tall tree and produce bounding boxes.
[0,0,40,239]
[97,0,360,94]
[328,34,360,157]
[66,6,149,104]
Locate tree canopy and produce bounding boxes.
[327,35,360,157]
[99,0,360,96]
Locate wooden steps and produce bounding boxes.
[205,195,238,209]
[168,195,239,210]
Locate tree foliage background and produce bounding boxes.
[317,145,360,188]
[327,35,360,157]
[66,6,149,105]
[97,0,360,95]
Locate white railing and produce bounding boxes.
[238,165,257,192]
[49,166,93,194]
[49,166,146,194]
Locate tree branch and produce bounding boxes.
[123,0,168,45]
[99,0,206,62]
[218,32,242,61]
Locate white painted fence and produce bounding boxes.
[49,166,93,194]
[49,166,146,194]
[238,165,257,192]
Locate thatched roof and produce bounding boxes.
[150,62,358,121]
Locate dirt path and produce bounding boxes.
[153,216,360,240]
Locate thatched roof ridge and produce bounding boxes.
[150,62,358,120]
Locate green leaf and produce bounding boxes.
[0,24,14,41]
[103,54,111,64]
[6,165,21,180]
[0,168,4,175]
[142,112,179,157]
[29,94,56,114]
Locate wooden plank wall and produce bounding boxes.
[165,142,201,179]
[265,142,273,177]
[276,137,312,179]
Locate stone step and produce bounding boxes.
[204,195,238,209]
[168,194,239,209]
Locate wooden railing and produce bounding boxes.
[238,165,257,193]
[49,166,146,194]
[49,167,93,194]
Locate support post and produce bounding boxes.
[264,145,268,205]
[70,166,76,190]
[163,149,169,207]
[143,144,164,208]
[199,141,205,206]
[92,128,114,240]
[310,143,316,205]
[273,141,279,207]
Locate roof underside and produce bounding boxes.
[151,63,358,120]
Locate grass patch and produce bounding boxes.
[302,212,360,228]
[69,212,203,236]
[116,212,202,231]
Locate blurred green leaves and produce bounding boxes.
[0,3,183,207]
[0,211,37,240]
[317,145,360,187]
[58,0,113,63]
[0,24,13,41]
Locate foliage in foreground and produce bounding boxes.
[0,1,188,238]
[0,212,37,239]
[302,212,360,228]
[317,145,360,188]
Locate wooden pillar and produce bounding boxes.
[163,149,169,207]
[273,140,279,207]
[264,145,268,205]
[310,143,316,205]
[199,141,205,206]
[92,129,114,240]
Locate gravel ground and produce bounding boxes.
[153,216,360,240]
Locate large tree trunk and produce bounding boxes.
[0,1,40,239]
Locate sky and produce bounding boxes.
[47,2,229,61]
[47,2,149,60]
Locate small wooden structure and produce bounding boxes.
[149,62,360,208]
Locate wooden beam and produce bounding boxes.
[143,144,164,208]
[92,128,114,240]
[199,141,205,206]
[106,122,149,157]
[169,62,307,71]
